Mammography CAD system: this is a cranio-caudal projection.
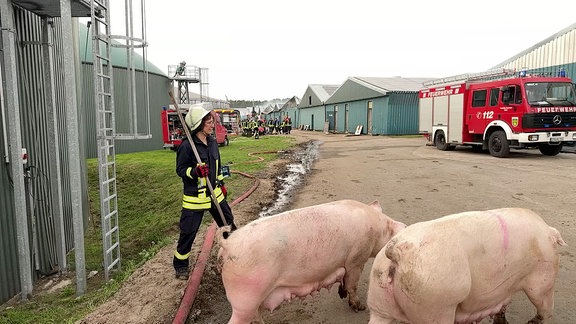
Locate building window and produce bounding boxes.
[309,96,312,105]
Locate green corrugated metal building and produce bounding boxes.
[298,84,339,131]
[324,77,433,135]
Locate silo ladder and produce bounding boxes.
[91,0,121,282]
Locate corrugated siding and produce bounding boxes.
[298,106,325,131]
[0,8,76,304]
[497,28,576,72]
[343,100,370,134]
[329,93,430,136]
[80,64,171,158]
[14,7,58,281]
[285,107,298,129]
[0,6,172,303]
[368,97,388,135]
[385,93,419,135]
[493,27,576,83]
[0,153,18,303]
[492,27,576,109]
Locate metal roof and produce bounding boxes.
[12,0,93,17]
[351,76,435,93]
[78,23,165,75]
[492,22,576,69]
[308,84,340,102]
[281,96,300,109]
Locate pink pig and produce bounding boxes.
[217,199,406,324]
[367,207,566,324]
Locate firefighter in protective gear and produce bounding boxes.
[173,104,237,280]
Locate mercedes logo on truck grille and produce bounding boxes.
[553,115,562,125]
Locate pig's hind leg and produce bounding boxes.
[523,285,553,324]
[522,270,556,323]
[340,264,366,312]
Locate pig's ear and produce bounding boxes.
[368,200,382,212]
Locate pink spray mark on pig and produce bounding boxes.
[367,208,566,324]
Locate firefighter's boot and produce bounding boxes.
[175,267,190,280]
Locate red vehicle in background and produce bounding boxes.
[161,104,229,150]
[213,109,242,135]
[419,68,576,157]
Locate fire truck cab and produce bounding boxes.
[161,104,229,150]
[419,69,576,157]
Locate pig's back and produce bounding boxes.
[384,208,559,306]
[392,207,550,255]
[222,200,384,268]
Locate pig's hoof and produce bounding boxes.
[349,301,366,312]
[493,313,509,324]
[526,314,544,324]
[338,285,347,299]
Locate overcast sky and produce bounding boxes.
[109,1,576,101]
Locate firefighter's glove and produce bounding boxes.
[193,164,209,178]
[221,185,227,198]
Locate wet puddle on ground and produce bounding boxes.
[259,140,321,217]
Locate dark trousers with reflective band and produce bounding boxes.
[173,200,235,270]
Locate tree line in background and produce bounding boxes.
[229,98,291,108]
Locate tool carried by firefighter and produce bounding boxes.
[168,91,228,228]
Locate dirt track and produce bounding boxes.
[253,131,576,324]
[79,130,576,323]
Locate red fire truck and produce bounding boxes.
[161,104,229,150]
[213,109,241,135]
[419,68,576,157]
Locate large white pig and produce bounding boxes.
[216,199,406,324]
[367,207,566,324]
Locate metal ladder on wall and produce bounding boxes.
[90,0,121,281]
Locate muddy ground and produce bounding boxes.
[79,130,576,323]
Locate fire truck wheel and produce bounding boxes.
[434,131,453,151]
[488,130,510,158]
[538,143,563,156]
